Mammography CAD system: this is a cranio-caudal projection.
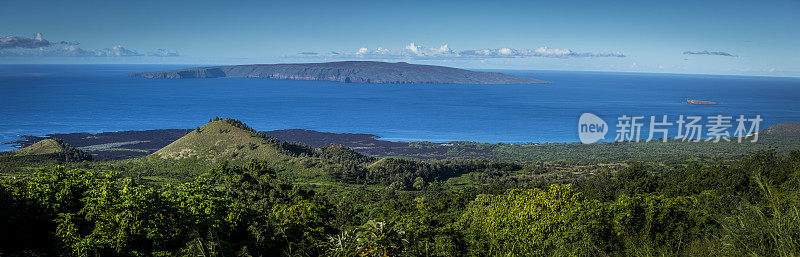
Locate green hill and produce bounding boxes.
[141,118,384,185]
[1,139,92,174]
[152,119,302,164]
[14,138,92,161]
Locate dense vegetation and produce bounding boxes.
[402,136,800,165]
[2,118,799,256]
[1,149,798,256]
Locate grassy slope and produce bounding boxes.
[15,139,73,155]
[0,139,93,175]
[152,120,288,164]
[132,120,369,189]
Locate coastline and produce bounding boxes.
[5,122,799,163]
[5,128,471,160]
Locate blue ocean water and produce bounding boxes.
[1,64,799,151]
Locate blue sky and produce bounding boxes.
[1,0,798,77]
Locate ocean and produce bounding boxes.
[1,64,799,151]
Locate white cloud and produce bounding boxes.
[297,43,625,60]
[0,32,51,49]
[102,45,143,56]
[148,48,179,57]
[400,43,459,57]
[0,33,181,58]
[498,48,514,56]
[0,44,181,57]
[374,47,390,54]
[404,42,423,55]
[532,46,571,56]
[683,50,736,57]
[460,46,624,58]
[432,44,454,55]
[349,47,394,58]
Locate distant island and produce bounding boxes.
[686,99,718,105]
[130,61,550,85]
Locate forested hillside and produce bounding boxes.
[1,118,799,256]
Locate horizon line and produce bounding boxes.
[0,61,797,79]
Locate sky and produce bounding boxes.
[1,0,798,77]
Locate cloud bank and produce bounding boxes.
[303,43,625,60]
[460,46,625,58]
[0,33,178,57]
[0,33,51,49]
[148,49,179,57]
[683,50,736,57]
[1,45,145,57]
